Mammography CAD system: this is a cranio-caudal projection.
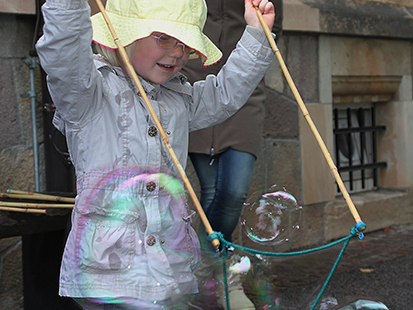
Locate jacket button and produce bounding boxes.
[148,126,158,137]
[146,181,156,192]
[146,235,156,246]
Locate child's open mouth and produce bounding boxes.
[157,63,174,71]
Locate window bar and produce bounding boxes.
[334,108,340,193]
[337,162,387,172]
[334,106,386,193]
[346,108,354,191]
[334,126,385,134]
[358,107,366,189]
[371,106,378,187]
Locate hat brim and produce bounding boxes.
[91,12,222,67]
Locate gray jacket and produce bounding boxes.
[36,0,274,302]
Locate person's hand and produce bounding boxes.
[244,0,275,31]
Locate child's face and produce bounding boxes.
[130,33,191,84]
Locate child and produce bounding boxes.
[36,0,275,308]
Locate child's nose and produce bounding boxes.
[168,45,185,58]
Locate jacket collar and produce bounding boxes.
[162,72,191,96]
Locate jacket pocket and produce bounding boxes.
[75,215,138,274]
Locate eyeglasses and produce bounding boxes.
[150,33,196,56]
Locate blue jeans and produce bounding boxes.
[189,149,256,243]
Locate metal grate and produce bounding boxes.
[333,105,386,194]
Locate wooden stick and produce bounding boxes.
[5,190,32,195]
[2,191,75,204]
[93,0,219,247]
[6,189,75,202]
[0,201,73,209]
[254,6,364,227]
[0,206,46,214]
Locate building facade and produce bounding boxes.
[239,0,413,250]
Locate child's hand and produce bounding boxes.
[244,0,275,31]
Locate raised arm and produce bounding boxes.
[36,0,103,123]
[188,25,275,132]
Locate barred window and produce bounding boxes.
[333,103,386,194]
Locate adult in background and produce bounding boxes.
[182,0,283,309]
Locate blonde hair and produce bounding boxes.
[93,42,137,67]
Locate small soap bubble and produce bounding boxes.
[229,256,252,275]
[241,186,302,245]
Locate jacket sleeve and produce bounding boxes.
[36,0,103,124]
[188,26,275,132]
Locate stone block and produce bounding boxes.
[376,100,413,188]
[324,189,413,241]
[330,36,411,77]
[0,60,22,149]
[396,75,412,101]
[0,14,36,58]
[319,35,333,104]
[324,200,356,241]
[301,0,413,39]
[263,88,298,139]
[0,0,35,14]
[252,138,301,202]
[0,147,34,192]
[285,34,319,103]
[283,0,320,32]
[291,203,324,249]
[264,37,285,94]
[299,103,335,205]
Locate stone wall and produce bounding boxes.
[0,14,43,193]
[0,10,41,310]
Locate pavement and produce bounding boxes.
[321,223,413,310]
[239,223,413,310]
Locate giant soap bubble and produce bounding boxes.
[241,186,302,246]
[72,167,200,308]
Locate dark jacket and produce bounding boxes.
[182,0,283,159]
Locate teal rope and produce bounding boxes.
[222,259,230,310]
[309,236,351,310]
[208,223,365,309]
[208,229,356,257]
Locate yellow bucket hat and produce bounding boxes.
[91,0,222,67]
